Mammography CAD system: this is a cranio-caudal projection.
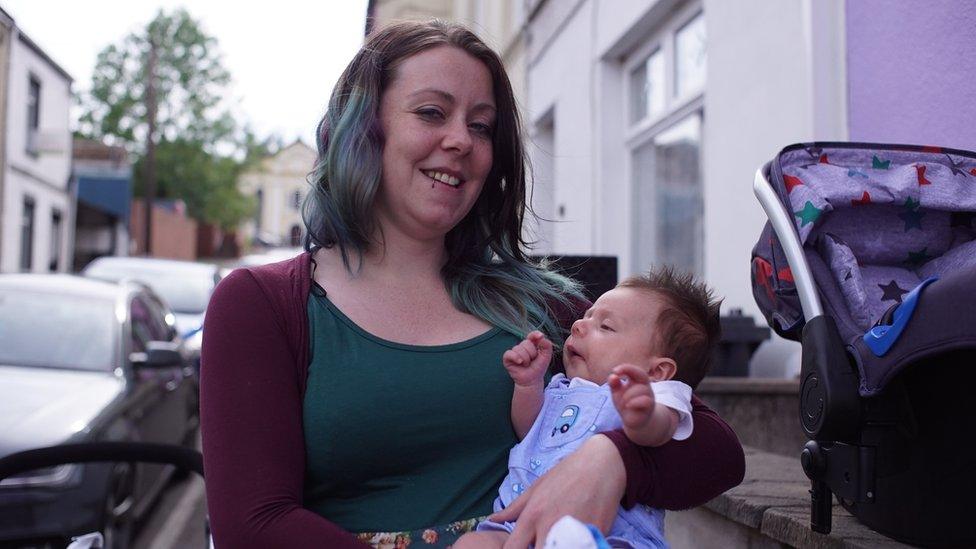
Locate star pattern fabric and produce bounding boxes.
[784,175,803,193]
[899,207,925,231]
[916,164,932,186]
[794,201,822,227]
[904,247,933,268]
[765,146,976,340]
[878,280,909,303]
[945,154,969,177]
[851,191,871,206]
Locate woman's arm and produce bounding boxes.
[602,395,745,510]
[487,400,744,544]
[201,270,366,548]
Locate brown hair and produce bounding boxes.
[619,266,722,388]
[306,19,527,268]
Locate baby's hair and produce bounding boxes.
[619,266,722,388]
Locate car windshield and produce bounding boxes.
[86,263,213,314]
[0,290,117,371]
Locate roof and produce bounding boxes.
[84,256,218,275]
[0,274,123,300]
[73,138,129,164]
[15,25,73,83]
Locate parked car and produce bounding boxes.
[82,257,221,368]
[0,274,198,548]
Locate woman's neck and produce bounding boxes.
[360,230,446,282]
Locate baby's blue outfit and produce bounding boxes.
[477,374,693,549]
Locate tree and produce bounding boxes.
[131,129,282,231]
[77,8,259,230]
[79,8,235,150]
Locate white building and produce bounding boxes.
[0,9,74,273]
[238,140,317,248]
[516,0,853,375]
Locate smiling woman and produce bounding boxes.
[201,19,744,549]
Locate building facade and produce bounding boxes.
[0,9,73,273]
[238,140,316,248]
[521,0,975,375]
[71,138,132,270]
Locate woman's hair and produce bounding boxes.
[303,19,582,344]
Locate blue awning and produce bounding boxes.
[77,175,132,220]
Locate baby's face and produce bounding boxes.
[563,287,663,384]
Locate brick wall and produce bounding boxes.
[129,200,198,260]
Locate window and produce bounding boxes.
[130,295,170,352]
[20,197,35,271]
[632,114,703,275]
[27,76,40,155]
[674,12,707,98]
[50,210,62,272]
[626,6,706,276]
[630,48,665,124]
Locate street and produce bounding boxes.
[132,436,208,549]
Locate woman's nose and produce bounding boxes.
[442,117,473,155]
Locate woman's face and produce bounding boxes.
[374,45,496,244]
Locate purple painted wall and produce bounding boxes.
[846,0,976,151]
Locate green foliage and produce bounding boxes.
[78,8,233,150]
[76,8,277,229]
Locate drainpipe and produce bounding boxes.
[0,19,12,271]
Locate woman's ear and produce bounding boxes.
[648,357,677,382]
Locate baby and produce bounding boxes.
[456,267,722,549]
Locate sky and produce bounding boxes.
[2,0,370,145]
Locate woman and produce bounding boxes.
[201,20,744,548]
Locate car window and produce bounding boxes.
[0,289,117,371]
[130,296,169,351]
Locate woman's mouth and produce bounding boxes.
[422,169,463,188]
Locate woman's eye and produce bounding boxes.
[470,122,493,137]
[600,324,614,332]
[417,108,444,120]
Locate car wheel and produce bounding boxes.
[102,463,135,549]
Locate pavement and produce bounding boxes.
[132,436,209,549]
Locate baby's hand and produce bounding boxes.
[608,363,655,432]
[503,331,552,387]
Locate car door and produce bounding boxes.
[127,293,189,505]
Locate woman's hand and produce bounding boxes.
[487,434,626,548]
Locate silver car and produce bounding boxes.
[82,257,221,367]
[0,275,198,548]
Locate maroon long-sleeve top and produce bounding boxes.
[200,253,744,547]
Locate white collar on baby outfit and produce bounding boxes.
[549,373,604,390]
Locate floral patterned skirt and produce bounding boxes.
[355,516,486,549]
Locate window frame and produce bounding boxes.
[623,2,706,276]
[20,195,36,271]
[624,6,705,140]
[26,74,41,157]
[50,209,62,272]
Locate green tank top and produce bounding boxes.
[303,287,520,533]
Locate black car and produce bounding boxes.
[0,274,198,548]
